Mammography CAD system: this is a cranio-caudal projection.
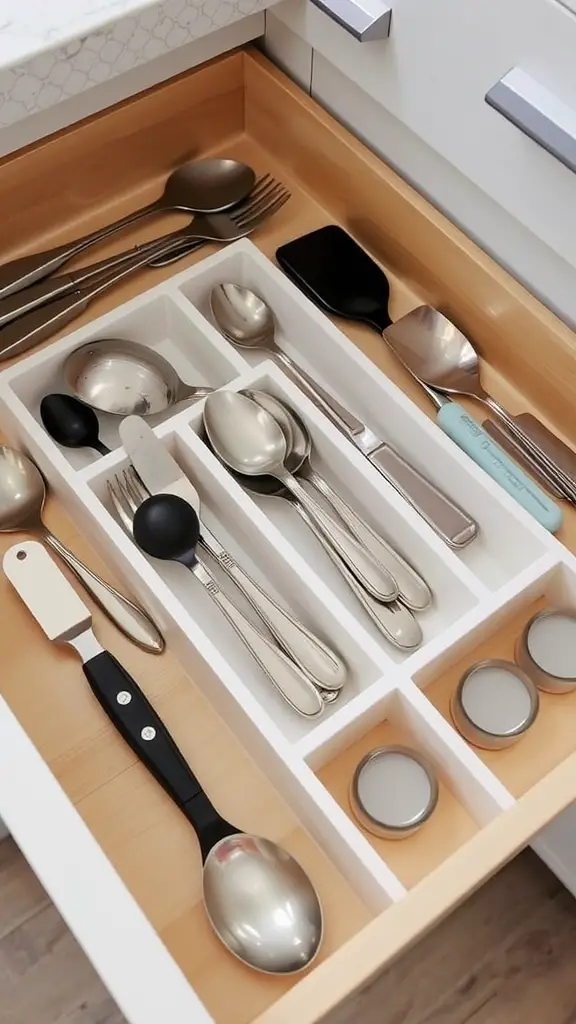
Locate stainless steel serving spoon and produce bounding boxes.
[246,390,433,612]
[385,306,576,503]
[63,339,213,417]
[0,158,256,300]
[0,445,163,651]
[204,391,399,603]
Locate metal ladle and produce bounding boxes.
[246,390,432,612]
[204,391,399,603]
[385,306,576,503]
[63,338,213,417]
[0,445,163,652]
[0,158,256,300]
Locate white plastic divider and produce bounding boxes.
[409,552,565,684]
[0,237,574,1014]
[0,285,249,470]
[397,681,515,821]
[173,240,554,589]
[87,422,394,740]
[184,360,487,655]
[405,550,562,677]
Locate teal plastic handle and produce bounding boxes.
[437,403,563,533]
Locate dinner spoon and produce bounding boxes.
[202,435,423,650]
[63,339,213,417]
[0,158,255,300]
[246,390,433,612]
[0,445,163,652]
[204,391,399,603]
[40,394,110,456]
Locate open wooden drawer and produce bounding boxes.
[1,47,576,1024]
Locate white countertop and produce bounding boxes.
[0,1,159,68]
[0,0,278,133]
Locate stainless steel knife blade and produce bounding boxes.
[119,417,200,512]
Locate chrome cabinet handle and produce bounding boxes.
[310,0,392,41]
[486,68,576,175]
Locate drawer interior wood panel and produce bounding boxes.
[1,48,576,1024]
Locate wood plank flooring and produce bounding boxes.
[0,837,575,1024]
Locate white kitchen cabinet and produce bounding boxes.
[272,0,576,278]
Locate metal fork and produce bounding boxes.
[107,468,331,719]
[0,176,288,330]
[0,178,290,362]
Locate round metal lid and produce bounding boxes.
[525,610,576,680]
[351,746,438,835]
[458,660,537,738]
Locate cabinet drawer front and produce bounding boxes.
[274,0,576,269]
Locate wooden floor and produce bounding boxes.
[1,838,575,1024]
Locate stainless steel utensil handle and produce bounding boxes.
[303,465,433,611]
[293,503,422,650]
[279,469,398,602]
[269,347,478,549]
[199,526,346,690]
[369,442,479,548]
[189,558,324,718]
[482,419,565,497]
[272,351,365,435]
[43,531,164,653]
[0,199,160,300]
[0,231,204,361]
[485,396,576,502]
[0,236,205,329]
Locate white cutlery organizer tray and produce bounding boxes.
[1,239,576,1020]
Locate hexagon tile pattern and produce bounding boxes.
[0,0,280,127]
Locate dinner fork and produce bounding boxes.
[0,177,286,330]
[107,468,333,719]
[0,179,290,362]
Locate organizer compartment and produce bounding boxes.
[309,685,494,890]
[0,290,247,470]
[417,559,576,797]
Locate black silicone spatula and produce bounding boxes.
[277,224,393,331]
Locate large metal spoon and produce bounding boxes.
[0,158,255,300]
[385,306,576,503]
[246,390,432,612]
[63,339,213,417]
[0,445,163,652]
[204,391,398,603]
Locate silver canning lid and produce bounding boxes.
[453,659,539,746]
[350,745,439,839]
[522,609,576,684]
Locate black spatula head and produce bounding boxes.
[276,225,392,332]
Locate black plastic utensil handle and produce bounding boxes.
[82,650,236,860]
